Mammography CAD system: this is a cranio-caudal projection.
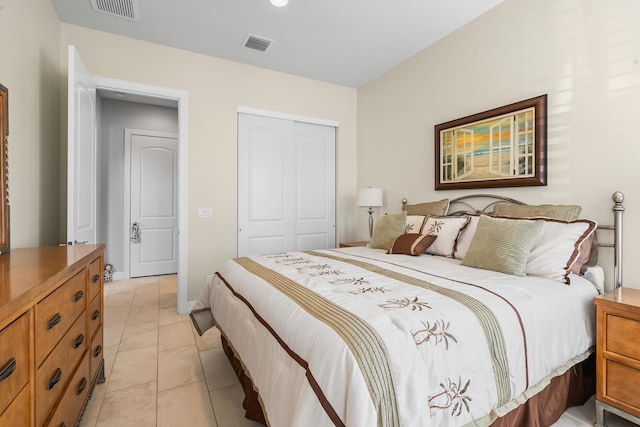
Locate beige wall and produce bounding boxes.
[59,24,358,300]
[358,0,640,289]
[0,0,62,248]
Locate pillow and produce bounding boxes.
[493,203,582,221]
[454,215,479,260]
[421,216,470,258]
[403,199,449,216]
[581,231,598,274]
[405,215,426,234]
[526,218,597,283]
[387,234,437,256]
[461,215,543,276]
[368,212,407,250]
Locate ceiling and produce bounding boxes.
[50,0,503,88]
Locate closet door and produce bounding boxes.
[238,113,335,257]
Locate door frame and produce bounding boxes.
[123,129,179,279]
[94,76,189,314]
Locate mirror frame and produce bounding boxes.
[0,83,8,253]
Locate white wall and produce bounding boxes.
[59,24,358,301]
[357,0,640,289]
[99,98,179,272]
[0,0,62,248]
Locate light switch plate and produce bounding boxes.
[197,208,213,218]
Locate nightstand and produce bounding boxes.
[339,241,369,248]
[594,288,640,427]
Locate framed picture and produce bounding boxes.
[435,95,547,190]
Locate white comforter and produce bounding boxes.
[194,247,598,427]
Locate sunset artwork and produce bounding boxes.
[434,95,547,190]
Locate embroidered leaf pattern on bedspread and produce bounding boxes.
[329,277,369,285]
[350,287,389,295]
[379,297,432,311]
[428,376,472,417]
[311,269,344,276]
[412,319,458,349]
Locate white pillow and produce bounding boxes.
[526,218,597,283]
[405,215,426,234]
[422,216,470,258]
[454,215,479,260]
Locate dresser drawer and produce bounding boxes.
[47,356,90,427]
[0,314,29,416]
[606,359,640,416]
[607,313,640,361]
[35,269,87,365]
[0,385,29,426]
[36,313,87,426]
[89,290,102,338]
[89,256,102,302]
[90,324,104,383]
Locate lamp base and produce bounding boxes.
[368,208,374,239]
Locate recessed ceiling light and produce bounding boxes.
[270,0,288,7]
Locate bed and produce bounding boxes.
[191,192,625,427]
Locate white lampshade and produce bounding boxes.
[357,187,383,207]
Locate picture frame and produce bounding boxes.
[435,95,547,190]
[0,83,8,254]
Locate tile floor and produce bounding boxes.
[78,274,262,427]
[78,275,636,427]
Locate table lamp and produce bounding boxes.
[357,187,383,239]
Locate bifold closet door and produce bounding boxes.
[237,113,335,257]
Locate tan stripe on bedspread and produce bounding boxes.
[234,257,401,427]
[309,251,513,407]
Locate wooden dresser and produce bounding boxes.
[0,245,105,427]
[594,287,640,427]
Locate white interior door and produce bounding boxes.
[294,121,336,251]
[238,114,294,256]
[238,113,335,257]
[67,45,97,245]
[128,130,179,277]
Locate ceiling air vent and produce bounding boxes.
[243,34,273,54]
[90,0,139,22]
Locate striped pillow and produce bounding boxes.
[387,234,437,256]
[461,215,543,276]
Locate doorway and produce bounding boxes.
[94,82,187,313]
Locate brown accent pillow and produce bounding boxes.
[493,203,582,221]
[368,212,407,250]
[387,234,437,256]
[403,199,449,216]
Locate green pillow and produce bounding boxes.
[402,199,449,216]
[493,203,582,221]
[461,215,543,276]
[369,212,407,250]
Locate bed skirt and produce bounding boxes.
[220,334,595,427]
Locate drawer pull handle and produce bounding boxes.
[73,290,84,302]
[92,274,100,283]
[46,313,62,330]
[74,334,85,349]
[92,309,100,320]
[76,377,88,395]
[47,368,62,390]
[0,358,16,383]
[94,345,103,358]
